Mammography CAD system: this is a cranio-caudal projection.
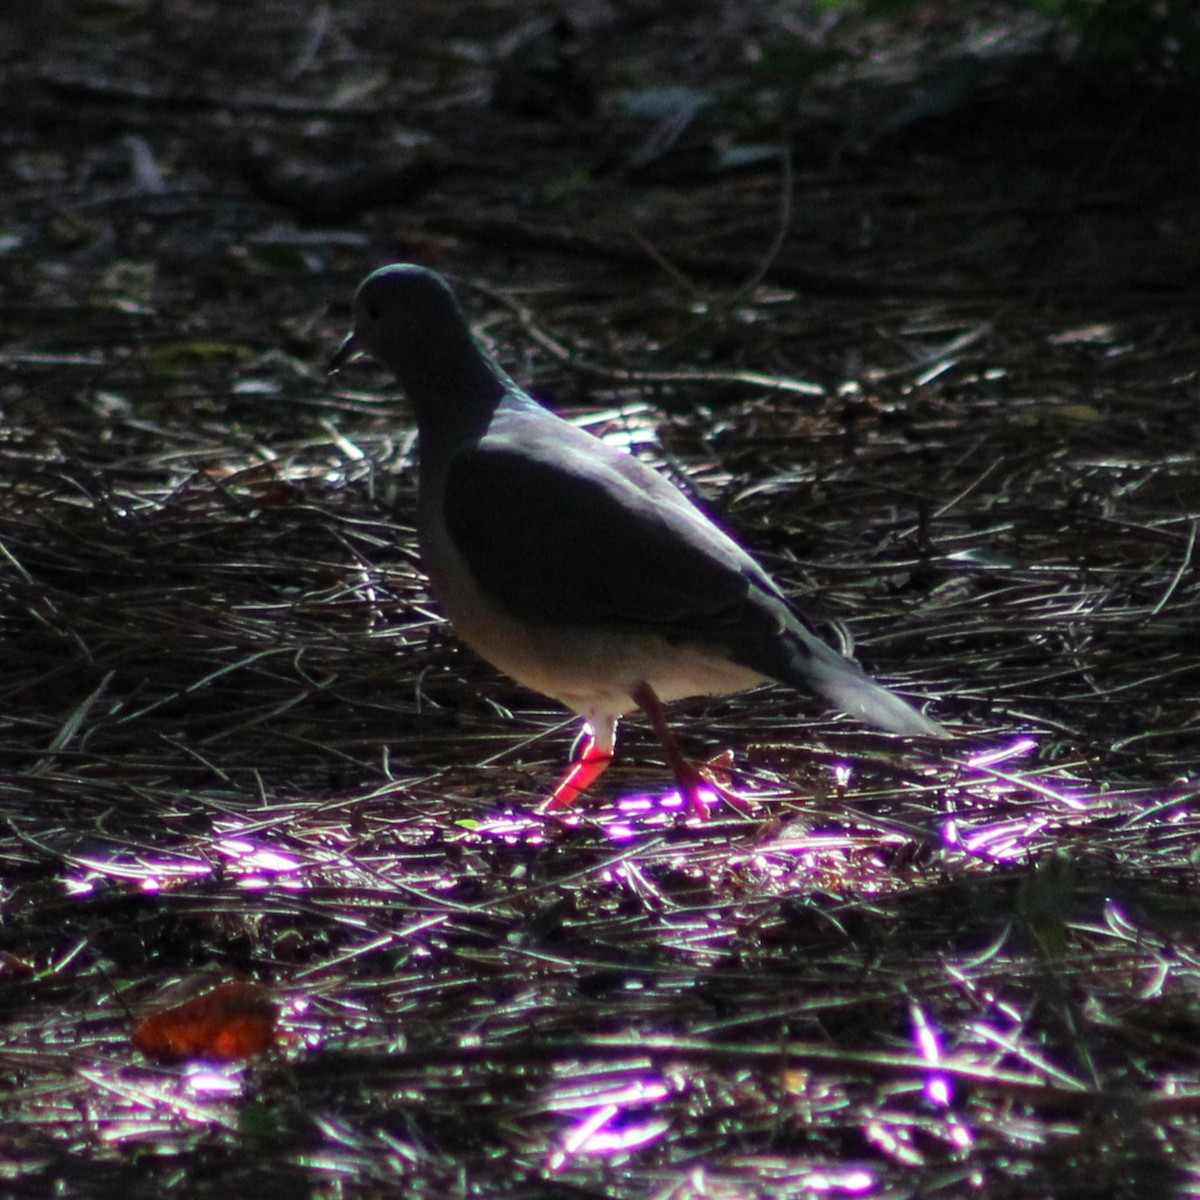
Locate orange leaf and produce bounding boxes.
[132,981,277,1063]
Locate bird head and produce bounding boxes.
[328,263,508,430]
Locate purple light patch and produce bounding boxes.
[544,1075,673,1170]
[966,737,1036,768]
[547,1079,670,1112]
[910,1002,953,1109]
[612,786,718,826]
[804,1169,874,1194]
[960,816,1049,860]
[182,1063,245,1097]
[216,838,303,874]
[942,734,1104,860]
[473,813,548,845]
[546,1106,670,1170]
[616,793,658,815]
[65,852,212,896]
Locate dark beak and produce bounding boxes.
[328,331,362,373]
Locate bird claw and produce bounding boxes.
[675,758,759,820]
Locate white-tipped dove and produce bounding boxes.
[330,264,946,817]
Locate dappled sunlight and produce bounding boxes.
[939,735,1104,861]
[607,786,712,837]
[18,737,1200,1196]
[3,0,1199,1192]
[215,837,305,875]
[467,732,1143,877]
[539,1065,882,1192]
[466,784,716,845]
[544,1072,673,1172]
[64,854,211,896]
[801,1168,875,1195]
[75,1063,244,1144]
[910,1002,974,1153]
[63,828,314,896]
[181,1062,249,1097]
[910,1001,953,1109]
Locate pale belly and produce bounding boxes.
[421,528,766,719]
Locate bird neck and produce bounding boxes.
[400,345,510,443]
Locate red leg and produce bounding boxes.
[630,681,757,819]
[544,720,614,811]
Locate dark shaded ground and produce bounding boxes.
[2,3,1199,1197]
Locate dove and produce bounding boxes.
[330,264,945,816]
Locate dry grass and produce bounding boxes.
[1,2,1199,1197]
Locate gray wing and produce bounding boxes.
[441,413,787,645]
[441,408,946,737]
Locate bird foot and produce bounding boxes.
[541,701,759,821]
[670,752,759,820]
[631,682,758,820]
[543,731,613,812]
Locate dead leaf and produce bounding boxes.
[132,981,277,1063]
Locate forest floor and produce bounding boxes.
[2,3,1199,1197]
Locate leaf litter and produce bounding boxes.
[1,2,1199,1197]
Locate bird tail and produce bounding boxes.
[778,628,948,739]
